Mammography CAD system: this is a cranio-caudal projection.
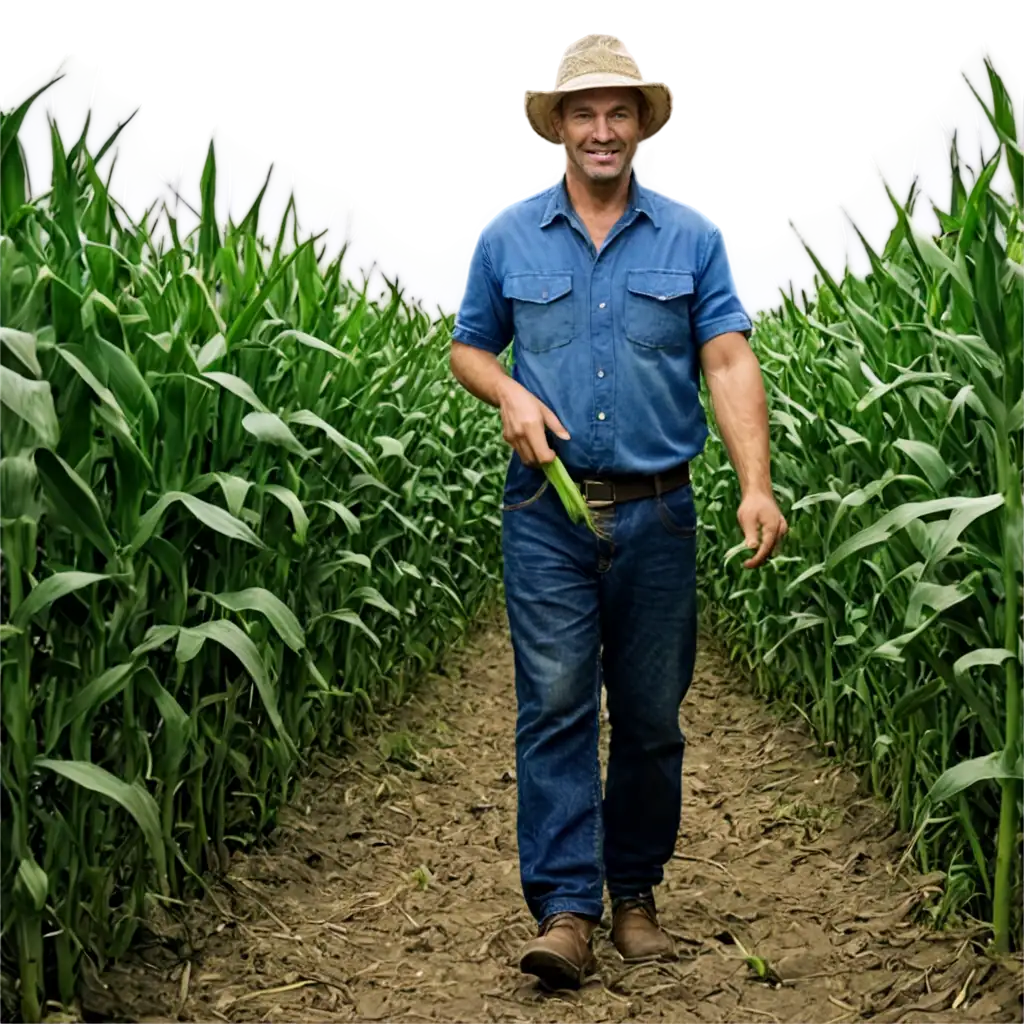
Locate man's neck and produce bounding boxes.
[563,166,633,224]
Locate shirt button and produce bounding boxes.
[598,302,606,309]
[597,370,605,378]
[597,411,606,421]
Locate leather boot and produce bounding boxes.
[519,912,597,989]
[611,896,675,961]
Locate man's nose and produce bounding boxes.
[591,117,615,141]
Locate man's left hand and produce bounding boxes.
[737,492,788,569]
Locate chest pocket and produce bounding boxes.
[503,272,575,353]
[625,269,694,349]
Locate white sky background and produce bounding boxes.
[737,41,1024,311]
[4,45,1019,315]
[3,54,452,309]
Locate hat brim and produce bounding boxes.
[525,74,672,144]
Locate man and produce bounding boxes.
[449,34,787,990]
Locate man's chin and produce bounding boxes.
[582,164,626,184]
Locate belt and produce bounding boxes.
[567,461,690,508]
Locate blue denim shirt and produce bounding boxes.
[452,175,753,476]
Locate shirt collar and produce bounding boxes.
[540,172,659,229]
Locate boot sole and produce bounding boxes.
[615,949,676,963]
[519,948,594,990]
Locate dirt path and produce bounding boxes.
[90,613,1022,1024]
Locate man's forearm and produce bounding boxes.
[704,348,773,497]
[449,341,515,409]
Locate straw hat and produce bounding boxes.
[525,35,672,144]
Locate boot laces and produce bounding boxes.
[541,911,587,935]
[614,895,658,922]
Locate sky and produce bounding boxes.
[4,43,1019,315]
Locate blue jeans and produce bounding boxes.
[501,453,699,924]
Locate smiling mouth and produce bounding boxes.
[586,151,619,162]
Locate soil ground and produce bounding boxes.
[86,611,1023,1023]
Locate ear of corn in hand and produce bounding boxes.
[541,456,600,535]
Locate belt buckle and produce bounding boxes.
[582,479,614,508]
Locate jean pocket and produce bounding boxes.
[504,272,575,353]
[502,460,550,511]
[625,269,694,349]
[502,479,549,512]
[656,483,697,537]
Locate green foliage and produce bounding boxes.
[3,57,1021,1023]
[0,80,505,1020]
[695,59,1022,952]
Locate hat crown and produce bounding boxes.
[525,34,671,144]
[555,34,642,88]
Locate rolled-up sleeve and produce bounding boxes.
[691,228,752,344]
[452,232,512,355]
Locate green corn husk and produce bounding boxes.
[542,456,600,535]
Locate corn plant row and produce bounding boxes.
[694,61,1022,951]
[0,81,507,1021]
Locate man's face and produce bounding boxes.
[552,87,646,186]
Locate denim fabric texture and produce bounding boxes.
[455,174,744,923]
[501,455,699,922]
[452,174,752,476]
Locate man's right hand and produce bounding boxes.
[498,379,570,467]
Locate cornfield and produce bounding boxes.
[696,60,1022,951]
[0,78,506,1021]
[0,59,1021,1023]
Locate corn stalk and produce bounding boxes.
[0,84,506,1018]
[695,59,1022,950]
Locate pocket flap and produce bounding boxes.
[627,270,694,301]
[503,272,573,304]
